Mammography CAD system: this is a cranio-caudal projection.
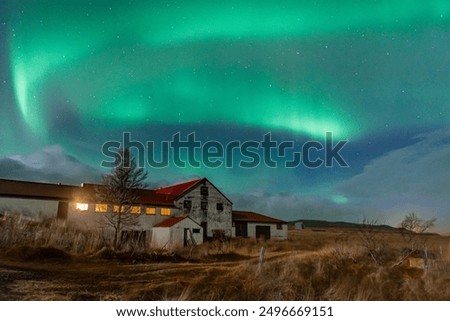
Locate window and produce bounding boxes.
[113,205,125,213]
[95,204,108,213]
[193,228,201,234]
[200,186,208,196]
[216,203,223,211]
[201,202,208,210]
[76,203,88,211]
[130,206,141,214]
[161,208,171,216]
[146,207,156,215]
[184,200,192,209]
[277,223,283,230]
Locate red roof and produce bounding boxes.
[232,210,287,224]
[138,190,176,206]
[154,216,195,227]
[0,177,232,207]
[155,178,203,196]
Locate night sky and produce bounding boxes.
[1,1,449,230]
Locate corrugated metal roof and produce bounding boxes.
[232,210,287,224]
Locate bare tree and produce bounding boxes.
[394,212,436,267]
[400,212,436,235]
[96,148,148,251]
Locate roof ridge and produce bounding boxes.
[155,177,203,190]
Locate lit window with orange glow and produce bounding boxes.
[95,204,108,213]
[161,208,171,216]
[76,203,88,212]
[113,205,125,213]
[130,206,141,214]
[146,207,156,215]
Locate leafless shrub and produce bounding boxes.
[394,212,436,267]
[357,218,388,265]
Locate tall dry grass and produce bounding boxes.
[1,214,449,300]
[0,215,109,255]
[168,229,450,300]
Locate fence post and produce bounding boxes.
[258,246,265,272]
[423,246,429,273]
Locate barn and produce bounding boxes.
[0,177,232,247]
[0,178,290,246]
[151,216,203,249]
[232,210,288,240]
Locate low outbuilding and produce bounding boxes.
[151,216,203,249]
[232,210,288,240]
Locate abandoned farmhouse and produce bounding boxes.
[0,178,288,248]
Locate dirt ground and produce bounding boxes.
[0,256,249,300]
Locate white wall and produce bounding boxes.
[151,218,203,249]
[247,222,288,240]
[151,227,171,248]
[65,180,232,239]
[174,181,232,238]
[66,202,179,231]
[0,197,59,219]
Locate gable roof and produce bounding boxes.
[155,178,203,196]
[232,210,287,224]
[153,216,201,228]
[138,190,177,206]
[155,177,233,204]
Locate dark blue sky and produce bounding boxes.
[0,1,449,230]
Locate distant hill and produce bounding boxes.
[290,219,401,232]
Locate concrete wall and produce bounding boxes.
[151,227,171,248]
[174,181,232,238]
[151,218,203,249]
[66,202,180,231]
[0,196,59,220]
[247,222,288,240]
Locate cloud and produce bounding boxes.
[0,145,101,185]
[229,129,450,232]
[230,191,373,224]
[337,129,450,231]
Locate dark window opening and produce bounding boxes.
[183,200,192,209]
[200,186,209,196]
[201,202,208,210]
[256,226,271,240]
[277,223,283,230]
[235,222,248,237]
[193,228,200,234]
[216,203,223,211]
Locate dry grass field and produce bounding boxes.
[1,218,449,300]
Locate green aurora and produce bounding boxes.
[8,0,449,142]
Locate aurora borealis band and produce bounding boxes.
[1,1,450,230]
